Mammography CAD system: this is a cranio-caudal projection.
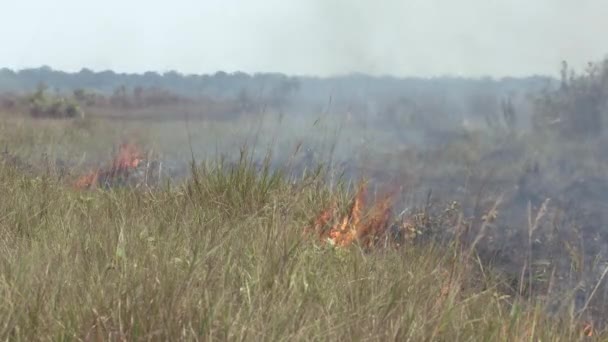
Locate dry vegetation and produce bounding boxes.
[0,61,608,340]
[0,114,603,341]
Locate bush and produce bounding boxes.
[27,84,85,119]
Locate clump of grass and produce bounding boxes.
[0,155,601,341]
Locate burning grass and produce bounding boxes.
[306,181,451,251]
[307,181,401,248]
[0,148,603,340]
[74,142,145,189]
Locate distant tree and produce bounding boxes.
[214,71,228,78]
[468,92,500,130]
[143,71,161,87]
[73,88,98,106]
[110,85,129,107]
[268,77,300,109]
[133,86,144,106]
[501,96,516,132]
[560,60,569,91]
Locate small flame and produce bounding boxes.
[308,181,397,249]
[112,143,143,171]
[582,322,594,337]
[74,143,144,189]
[73,170,99,189]
[307,202,337,239]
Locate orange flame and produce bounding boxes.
[74,143,144,190]
[73,170,99,189]
[307,201,337,238]
[111,143,143,171]
[357,194,393,248]
[308,181,397,248]
[582,322,594,337]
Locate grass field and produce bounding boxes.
[0,111,604,340]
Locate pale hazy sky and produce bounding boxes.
[1,0,606,77]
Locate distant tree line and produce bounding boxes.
[0,66,302,104]
[0,65,559,130]
[532,59,608,140]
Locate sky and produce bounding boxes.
[0,0,606,78]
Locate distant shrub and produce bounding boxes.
[107,85,184,108]
[27,83,85,119]
[73,88,99,106]
[0,93,17,111]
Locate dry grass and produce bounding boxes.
[0,111,604,340]
[0,155,601,341]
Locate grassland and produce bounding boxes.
[0,111,604,341]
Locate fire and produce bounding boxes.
[111,143,143,170]
[582,322,594,337]
[73,170,99,189]
[74,143,144,189]
[308,182,398,249]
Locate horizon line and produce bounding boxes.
[0,65,558,82]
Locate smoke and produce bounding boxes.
[272,0,608,77]
[0,0,607,77]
